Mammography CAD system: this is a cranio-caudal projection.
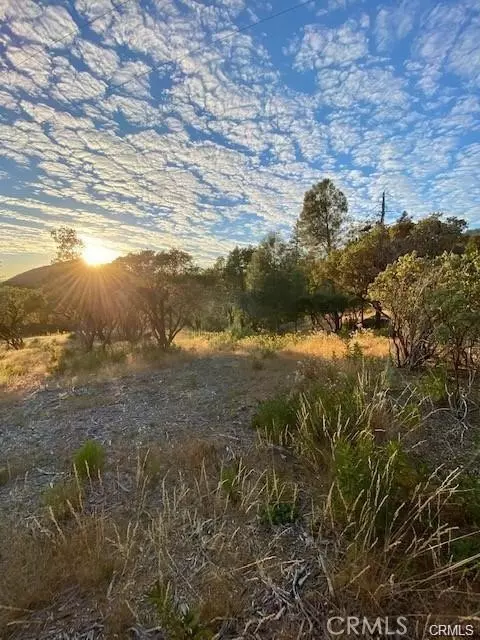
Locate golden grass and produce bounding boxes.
[177,329,391,360]
[0,329,391,392]
[0,333,70,389]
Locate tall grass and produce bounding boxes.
[252,357,480,618]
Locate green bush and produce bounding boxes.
[331,435,421,535]
[53,345,128,375]
[450,536,480,565]
[251,395,299,443]
[73,440,106,481]
[418,366,449,404]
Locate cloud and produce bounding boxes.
[374,1,417,52]
[0,0,480,273]
[290,19,369,70]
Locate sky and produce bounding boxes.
[1,0,480,278]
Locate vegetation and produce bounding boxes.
[1,179,480,637]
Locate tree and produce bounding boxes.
[406,213,467,257]
[243,234,307,331]
[296,179,348,255]
[0,286,44,349]
[368,253,439,368]
[337,226,391,326]
[427,251,480,388]
[297,289,354,333]
[116,250,196,349]
[370,250,480,378]
[222,246,255,328]
[45,262,122,350]
[51,226,84,263]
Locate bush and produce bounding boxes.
[331,435,421,535]
[73,440,106,481]
[53,344,128,375]
[251,395,300,444]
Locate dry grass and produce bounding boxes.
[178,328,391,361]
[0,329,390,393]
[1,411,479,638]
[1,330,478,637]
[0,334,70,389]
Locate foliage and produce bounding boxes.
[298,289,355,332]
[50,226,84,263]
[251,394,300,444]
[296,179,348,255]
[370,250,480,373]
[259,501,299,526]
[0,286,45,349]
[368,253,439,368]
[73,440,106,481]
[243,233,307,330]
[116,250,197,349]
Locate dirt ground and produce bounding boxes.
[0,349,299,527]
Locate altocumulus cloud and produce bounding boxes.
[0,0,479,275]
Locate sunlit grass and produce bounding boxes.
[0,329,390,389]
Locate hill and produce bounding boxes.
[4,260,80,289]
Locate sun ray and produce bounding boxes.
[82,241,119,266]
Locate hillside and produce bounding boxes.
[4,260,79,289]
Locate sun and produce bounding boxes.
[82,241,119,266]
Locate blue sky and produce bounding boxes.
[1,0,479,277]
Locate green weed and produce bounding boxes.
[73,440,106,481]
[251,394,299,444]
[259,501,299,526]
[42,478,83,520]
[148,580,213,639]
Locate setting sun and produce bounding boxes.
[82,241,119,266]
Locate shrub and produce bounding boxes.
[73,440,106,481]
[251,394,300,443]
[53,345,128,375]
[450,536,480,566]
[331,435,421,535]
[418,366,449,404]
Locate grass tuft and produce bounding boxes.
[73,439,106,481]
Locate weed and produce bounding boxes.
[73,440,106,481]
[251,394,299,444]
[148,580,213,639]
[259,501,299,526]
[42,478,83,520]
[419,366,449,404]
[346,340,364,361]
[219,460,243,504]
